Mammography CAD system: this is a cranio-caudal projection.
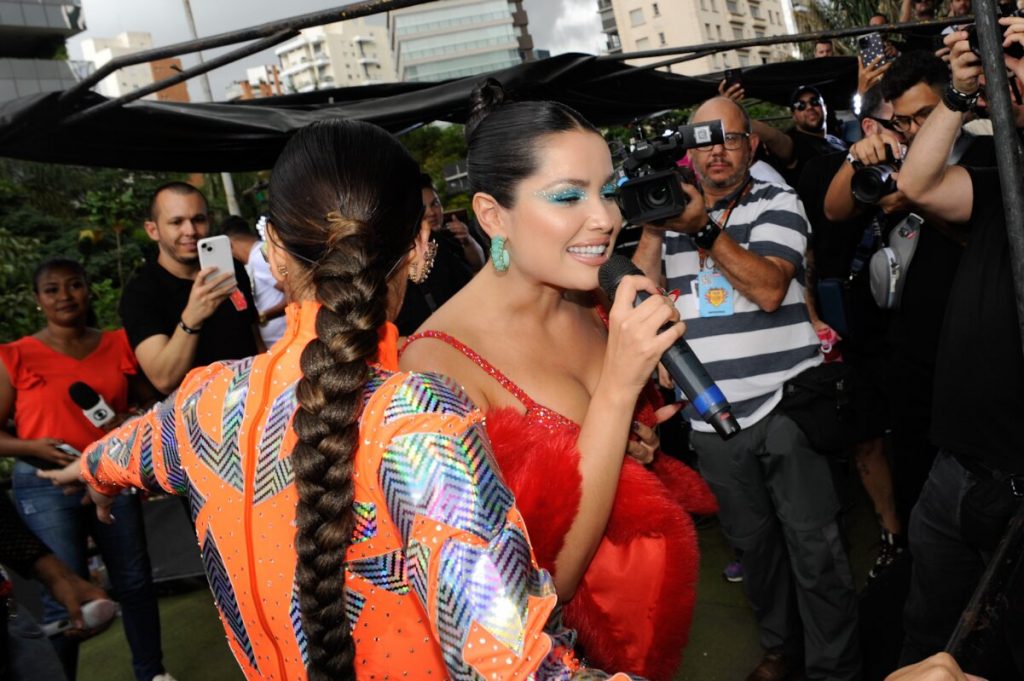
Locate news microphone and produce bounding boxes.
[598,255,740,440]
[69,381,115,428]
[41,598,120,636]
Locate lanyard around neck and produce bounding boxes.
[705,176,753,234]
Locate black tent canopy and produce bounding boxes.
[0,53,858,172]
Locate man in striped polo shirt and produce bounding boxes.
[633,97,859,681]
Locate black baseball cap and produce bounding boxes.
[790,85,823,105]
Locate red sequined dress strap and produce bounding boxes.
[403,330,578,432]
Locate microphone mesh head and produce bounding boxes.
[68,381,100,409]
[597,254,643,300]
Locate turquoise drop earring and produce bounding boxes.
[490,236,510,272]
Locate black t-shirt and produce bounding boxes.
[779,129,847,187]
[394,235,474,336]
[886,221,963,363]
[120,254,260,386]
[931,167,1024,473]
[797,151,891,352]
[885,135,997,363]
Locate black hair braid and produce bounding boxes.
[291,233,386,681]
[267,117,422,680]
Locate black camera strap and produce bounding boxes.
[705,176,753,234]
[848,211,885,281]
[698,176,753,268]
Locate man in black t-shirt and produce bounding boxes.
[120,182,260,395]
[895,29,1024,675]
[757,85,848,187]
[798,86,905,582]
[822,51,989,536]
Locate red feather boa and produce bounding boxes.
[485,407,717,681]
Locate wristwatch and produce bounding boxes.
[942,83,979,113]
[179,318,201,335]
[692,221,722,250]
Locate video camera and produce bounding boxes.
[617,120,726,225]
[850,145,904,204]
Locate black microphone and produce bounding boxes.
[598,255,740,440]
[69,382,115,428]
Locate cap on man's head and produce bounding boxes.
[790,85,823,105]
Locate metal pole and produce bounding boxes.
[970,0,1024,360]
[596,17,967,62]
[942,0,1024,667]
[60,0,440,106]
[181,0,216,103]
[945,502,1024,663]
[180,0,238,214]
[61,30,295,125]
[585,50,718,84]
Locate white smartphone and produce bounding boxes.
[41,599,120,636]
[198,235,237,289]
[55,443,81,458]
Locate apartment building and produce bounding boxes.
[274,18,396,93]
[224,65,285,101]
[599,0,797,75]
[80,32,189,102]
[390,0,533,83]
[0,0,85,102]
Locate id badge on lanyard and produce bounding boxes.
[693,181,749,318]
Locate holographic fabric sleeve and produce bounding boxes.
[80,361,226,498]
[365,371,643,681]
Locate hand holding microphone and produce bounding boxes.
[601,270,687,398]
[599,255,740,440]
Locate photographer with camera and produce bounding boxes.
[632,96,860,681]
[892,24,1024,675]
[821,51,995,532]
[794,86,906,584]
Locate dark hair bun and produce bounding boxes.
[466,78,507,143]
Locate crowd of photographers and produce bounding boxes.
[620,6,1023,678]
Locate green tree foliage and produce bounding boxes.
[793,0,903,55]
[400,124,470,209]
[0,227,44,344]
[0,159,186,342]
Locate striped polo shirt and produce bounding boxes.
[663,178,822,432]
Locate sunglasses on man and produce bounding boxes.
[792,97,822,111]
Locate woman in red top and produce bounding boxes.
[401,81,718,680]
[0,259,171,681]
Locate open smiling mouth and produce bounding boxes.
[567,244,607,256]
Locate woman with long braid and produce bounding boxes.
[49,119,645,680]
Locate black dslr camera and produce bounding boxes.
[850,145,903,204]
[617,120,726,225]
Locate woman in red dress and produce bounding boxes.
[401,80,718,681]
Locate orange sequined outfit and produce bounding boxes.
[81,301,639,681]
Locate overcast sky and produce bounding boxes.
[67,0,605,101]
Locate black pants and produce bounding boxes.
[692,409,861,681]
[900,450,1024,678]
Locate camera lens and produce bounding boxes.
[643,182,671,208]
[851,165,897,204]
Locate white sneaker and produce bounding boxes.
[152,674,178,681]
